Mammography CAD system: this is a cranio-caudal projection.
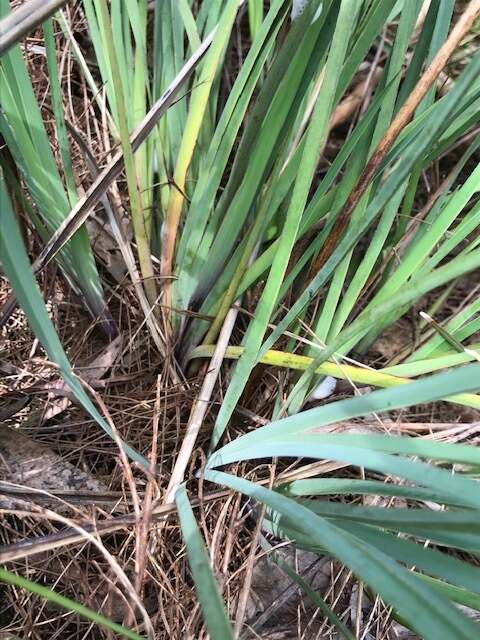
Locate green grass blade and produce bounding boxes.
[280,478,469,507]
[95,0,157,307]
[175,0,289,310]
[189,343,480,409]
[287,248,480,410]
[212,438,480,510]
[264,517,480,597]
[416,575,480,612]
[210,0,363,449]
[175,485,234,639]
[299,501,480,550]
[161,0,240,320]
[43,17,78,207]
[0,567,144,640]
[207,360,480,451]
[188,1,331,300]
[259,51,480,357]
[0,9,110,327]
[205,471,480,640]
[248,0,263,40]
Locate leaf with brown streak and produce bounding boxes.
[308,0,480,282]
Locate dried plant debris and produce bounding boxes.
[0,425,105,509]
[371,319,413,362]
[246,547,331,636]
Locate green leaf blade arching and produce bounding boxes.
[205,471,480,640]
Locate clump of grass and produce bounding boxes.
[0,3,113,335]
[1,1,480,638]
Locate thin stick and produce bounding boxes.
[233,451,275,637]
[420,311,480,362]
[163,303,240,504]
[0,0,68,54]
[67,122,167,356]
[234,504,266,638]
[7,415,469,567]
[0,490,231,564]
[10,503,154,639]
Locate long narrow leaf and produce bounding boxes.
[175,485,234,639]
[0,567,144,640]
[205,471,480,640]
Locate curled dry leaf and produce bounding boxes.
[38,334,123,423]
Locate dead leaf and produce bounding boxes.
[39,334,123,423]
